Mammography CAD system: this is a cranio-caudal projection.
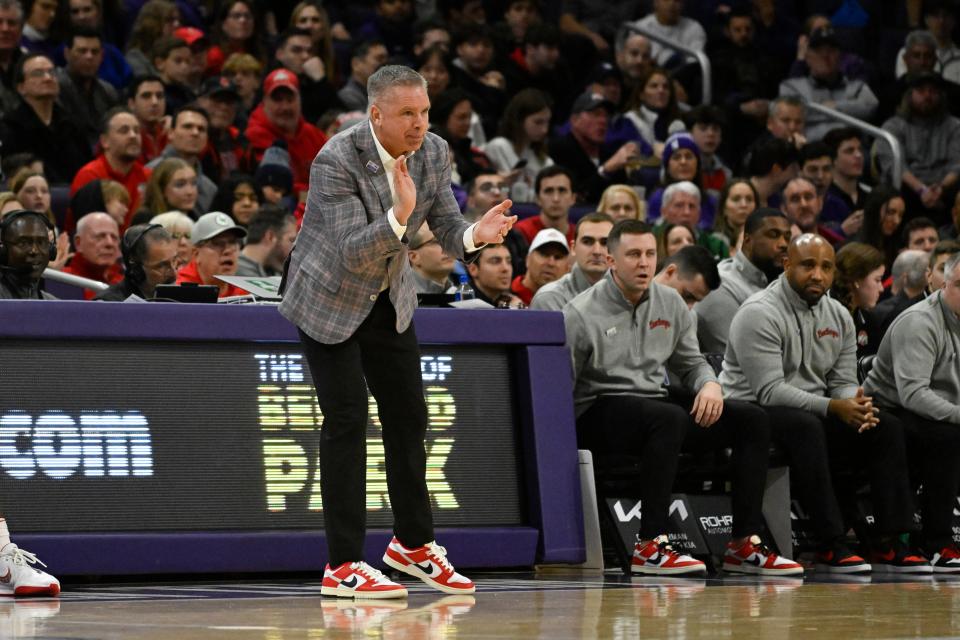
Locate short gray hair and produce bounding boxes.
[662,181,701,209]
[905,30,937,51]
[768,95,805,120]
[892,249,930,291]
[945,252,960,282]
[367,65,427,111]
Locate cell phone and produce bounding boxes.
[512,159,528,170]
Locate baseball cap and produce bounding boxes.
[263,68,300,97]
[192,211,248,244]
[529,228,570,254]
[200,75,240,101]
[808,27,841,49]
[571,91,615,115]
[173,26,208,48]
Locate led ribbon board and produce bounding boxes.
[0,341,523,532]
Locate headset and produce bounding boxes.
[121,224,163,285]
[0,209,56,266]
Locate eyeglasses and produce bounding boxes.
[25,67,55,78]
[477,182,508,193]
[200,237,242,252]
[144,257,184,271]
[410,238,439,250]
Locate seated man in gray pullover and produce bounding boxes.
[530,213,613,311]
[564,219,802,577]
[722,234,929,574]
[864,252,960,572]
[696,208,791,354]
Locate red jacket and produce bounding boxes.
[511,275,536,306]
[63,253,124,300]
[176,260,248,298]
[244,104,328,194]
[513,215,575,246]
[70,155,150,229]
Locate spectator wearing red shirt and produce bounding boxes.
[512,165,577,248]
[127,75,168,164]
[245,68,327,196]
[176,211,248,298]
[71,107,150,226]
[63,211,123,298]
[510,227,569,304]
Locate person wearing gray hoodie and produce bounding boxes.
[564,219,802,577]
[695,208,791,353]
[864,252,960,571]
[722,234,929,574]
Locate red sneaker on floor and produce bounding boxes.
[631,535,707,575]
[321,561,408,599]
[382,537,476,595]
[723,535,804,576]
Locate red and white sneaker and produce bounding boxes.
[382,537,475,595]
[631,535,707,576]
[931,544,960,573]
[321,561,408,599]
[723,535,804,576]
[0,544,59,597]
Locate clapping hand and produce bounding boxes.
[473,199,517,245]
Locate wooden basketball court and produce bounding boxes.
[6,571,959,638]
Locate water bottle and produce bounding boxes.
[455,275,475,301]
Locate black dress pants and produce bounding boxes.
[894,407,960,550]
[764,405,916,543]
[577,395,770,540]
[298,291,433,566]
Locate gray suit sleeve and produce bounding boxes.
[892,315,960,423]
[311,151,404,273]
[729,306,832,415]
[426,141,470,260]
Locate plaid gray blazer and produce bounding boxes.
[279,120,470,344]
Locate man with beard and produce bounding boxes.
[530,212,612,310]
[237,205,297,278]
[95,224,178,301]
[780,177,844,246]
[0,210,56,299]
[175,211,249,298]
[696,208,791,353]
[721,234,930,574]
[71,107,149,220]
[879,71,960,222]
[565,219,800,577]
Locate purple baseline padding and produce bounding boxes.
[516,346,585,564]
[0,301,565,345]
[15,528,539,575]
[0,301,583,574]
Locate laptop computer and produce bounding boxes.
[154,284,219,303]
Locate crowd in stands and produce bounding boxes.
[0,0,960,580]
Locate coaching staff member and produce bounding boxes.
[279,65,515,599]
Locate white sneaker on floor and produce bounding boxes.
[0,544,60,597]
